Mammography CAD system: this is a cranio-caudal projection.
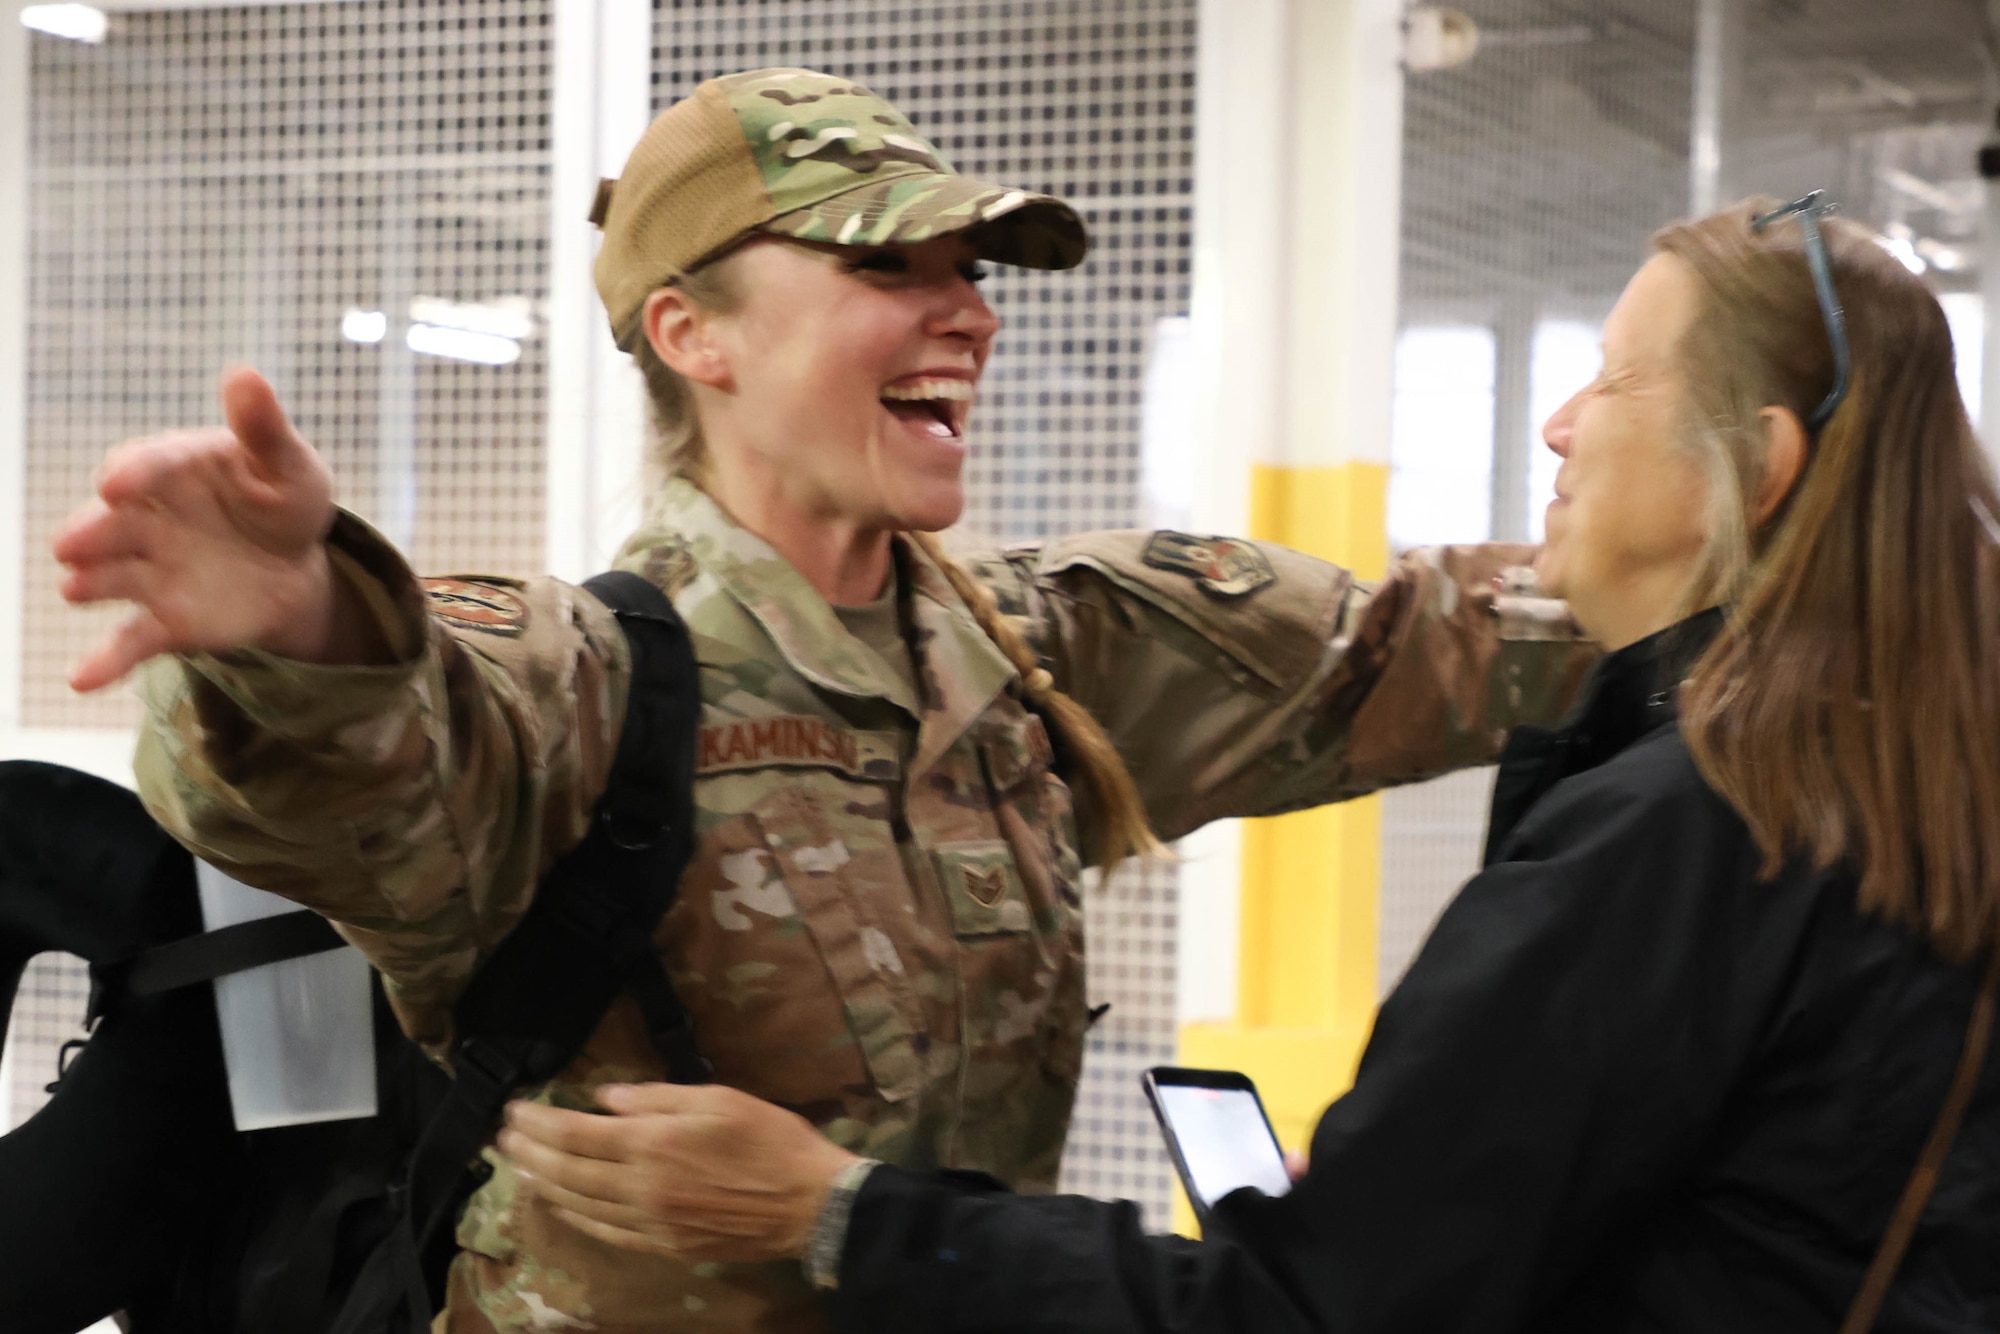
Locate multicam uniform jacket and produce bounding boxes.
[136,478,1594,1333]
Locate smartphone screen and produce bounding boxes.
[1149,1076,1292,1210]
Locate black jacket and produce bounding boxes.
[826,614,2000,1334]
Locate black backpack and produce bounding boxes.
[0,569,704,1333]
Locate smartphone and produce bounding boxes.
[1142,1066,1292,1219]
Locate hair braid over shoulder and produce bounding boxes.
[909,532,1164,870]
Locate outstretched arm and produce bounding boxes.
[54,366,386,688]
[57,368,630,1053]
[961,536,1599,842]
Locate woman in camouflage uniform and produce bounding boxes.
[55,68,1588,1334]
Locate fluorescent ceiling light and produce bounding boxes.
[1879,224,1926,277]
[21,4,109,42]
[340,308,387,344]
[407,295,534,341]
[406,323,521,366]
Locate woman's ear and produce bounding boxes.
[643,287,732,391]
[1753,404,1809,526]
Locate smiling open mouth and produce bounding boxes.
[881,377,972,440]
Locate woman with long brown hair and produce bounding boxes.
[500,194,2000,1333]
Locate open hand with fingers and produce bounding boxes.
[53,365,345,691]
[498,1082,861,1264]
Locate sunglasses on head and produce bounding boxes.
[1749,191,1852,434]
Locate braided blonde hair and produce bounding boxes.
[908,531,1164,870]
[631,255,1162,870]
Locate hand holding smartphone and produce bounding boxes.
[1142,1066,1292,1222]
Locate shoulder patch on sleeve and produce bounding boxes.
[1140,532,1276,599]
[638,538,700,599]
[421,577,529,636]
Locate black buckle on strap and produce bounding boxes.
[45,1038,90,1094]
[597,805,666,853]
[451,1037,527,1105]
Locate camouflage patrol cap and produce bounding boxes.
[589,67,1089,346]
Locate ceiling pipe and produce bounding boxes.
[1690,0,1725,215]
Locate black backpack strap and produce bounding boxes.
[118,910,344,998]
[339,569,705,1332]
[542,570,709,1091]
[76,909,343,1033]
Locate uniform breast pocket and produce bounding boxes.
[739,784,928,1103]
[668,769,928,1108]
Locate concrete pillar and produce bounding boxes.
[0,9,119,773]
[1490,296,1535,542]
[544,0,653,581]
[1,2,30,741]
[1689,0,1744,216]
[1180,0,1404,1177]
[376,208,418,549]
[0,4,21,1136]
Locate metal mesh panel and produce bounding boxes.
[652,0,1195,1227]
[11,0,553,1127]
[21,0,554,733]
[1379,769,1493,994]
[1399,3,1694,330]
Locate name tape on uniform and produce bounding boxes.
[698,715,900,782]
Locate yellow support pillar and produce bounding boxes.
[1181,462,1388,1148]
[1172,462,1388,1236]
